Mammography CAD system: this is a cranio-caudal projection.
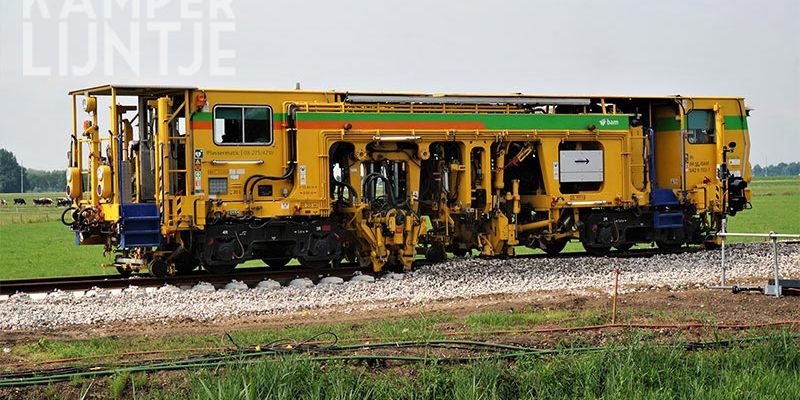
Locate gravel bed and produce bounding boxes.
[1,242,798,331]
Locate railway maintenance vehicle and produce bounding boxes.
[63,85,752,276]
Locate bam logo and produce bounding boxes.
[598,118,620,127]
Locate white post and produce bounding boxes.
[772,232,780,298]
[720,218,727,286]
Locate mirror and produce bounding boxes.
[728,142,736,149]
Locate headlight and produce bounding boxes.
[82,96,96,113]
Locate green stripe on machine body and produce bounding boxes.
[296,112,630,130]
[655,116,749,132]
[192,112,286,122]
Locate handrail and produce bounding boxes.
[210,160,264,165]
[717,232,800,239]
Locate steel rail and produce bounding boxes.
[0,265,371,296]
[0,246,733,296]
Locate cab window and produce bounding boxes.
[213,106,272,145]
[687,110,716,144]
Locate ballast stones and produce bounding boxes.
[256,279,281,290]
[158,284,182,293]
[350,274,375,283]
[289,278,314,288]
[382,273,404,281]
[192,282,216,293]
[223,280,249,291]
[319,276,345,285]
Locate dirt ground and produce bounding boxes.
[3,287,798,345]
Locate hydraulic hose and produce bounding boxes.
[60,207,77,226]
[3,333,798,387]
[244,163,297,202]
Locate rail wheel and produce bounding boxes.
[656,240,683,253]
[204,263,237,274]
[262,257,292,269]
[539,238,569,256]
[425,244,447,263]
[702,235,721,250]
[614,243,634,252]
[149,257,169,278]
[175,258,199,275]
[583,244,611,257]
[452,248,470,257]
[299,258,331,268]
[116,266,132,277]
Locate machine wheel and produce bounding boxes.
[116,266,132,277]
[539,238,569,256]
[262,257,292,269]
[614,243,634,252]
[452,248,470,257]
[204,263,237,274]
[149,257,169,278]
[425,244,447,263]
[299,258,331,268]
[656,240,683,253]
[174,258,199,275]
[702,235,721,250]
[583,244,611,257]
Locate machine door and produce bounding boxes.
[193,102,283,203]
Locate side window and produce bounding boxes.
[213,106,272,145]
[214,107,243,144]
[243,108,270,143]
[687,110,716,144]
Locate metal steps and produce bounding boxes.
[119,204,161,248]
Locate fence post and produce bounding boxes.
[771,232,780,298]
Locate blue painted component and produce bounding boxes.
[120,203,161,248]
[654,211,684,229]
[651,188,680,206]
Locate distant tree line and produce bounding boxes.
[0,148,66,193]
[752,162,800,178]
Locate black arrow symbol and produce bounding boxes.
[574,158,590,164]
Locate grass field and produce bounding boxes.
[726,177,800,237]
[0,177,797,279]
[3,307,799,398]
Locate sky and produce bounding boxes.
[0,0,798,170]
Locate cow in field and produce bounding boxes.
[33,198,53,206]
[56,197,71,207]
[13,198,25,205]
[0,199,6,206]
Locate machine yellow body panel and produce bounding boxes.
[64,85,752,275]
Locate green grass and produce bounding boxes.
[176,337,800,400]
[0,192,66,225]
[0,177,797,279]
[0,219,111,279]
[0,306,748,369]
[726,178,800,240]
[25,334,800,399]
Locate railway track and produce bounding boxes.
[0,265,373,296]
[0,247,708,296]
